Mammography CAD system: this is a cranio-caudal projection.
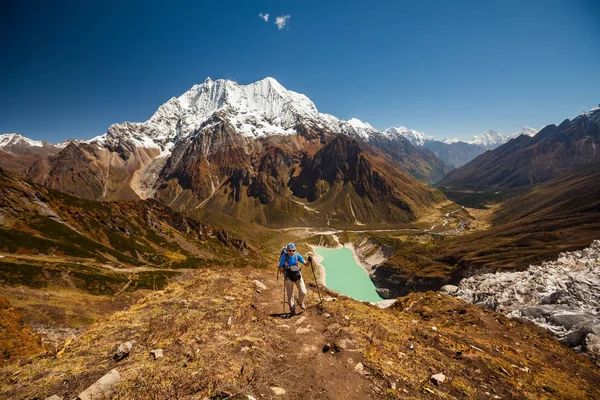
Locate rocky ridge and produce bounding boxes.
[453,240,600,364]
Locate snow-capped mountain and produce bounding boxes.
[504,126,538,142]
[383,126,434,147]
[86,77,384,158]
[468,129,504,147]
[443,137,460,144]
[0,133,46,148]
[0,133,78,151]
[0,133,69,174]
[20,77,449,225]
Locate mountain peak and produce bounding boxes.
[384,126,432,146]
[0,133,45,148]
[347,118,374,130]
[469,129,505,147]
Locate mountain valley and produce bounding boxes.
[1,78,600,399]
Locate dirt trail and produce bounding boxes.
[252,271,381,399]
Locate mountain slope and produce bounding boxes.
[23,78,448,220]
[2,268,599,399]
[437,106,600,191]
[0,133,64,174]
[0,167,250,293]
[370,130,451,182]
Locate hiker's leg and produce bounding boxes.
[285,279,295,311]
[296,277,307,308]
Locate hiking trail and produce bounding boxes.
[251,271,381,399]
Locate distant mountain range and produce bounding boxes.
[1,77,448,227]
[387,126,539,168]
[437,105,600,191]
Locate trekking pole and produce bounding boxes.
[309,259,323,304]
[282,274,287,314]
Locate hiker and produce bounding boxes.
[279,243,313,315]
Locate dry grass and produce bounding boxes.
[0,269,283,399]
[326,292,600,399]
[1,269,600,399]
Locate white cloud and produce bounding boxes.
[275,15,291,30]
[258,13,269,22]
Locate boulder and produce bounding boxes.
[270,387,286,395]
[585,333,600,364]
[354,362,364,374]
[150,349,163,360]
[431,373,446,386]
[114,341,135,361]
[78,369,121,400]
[440,285,458,294]
[326,323,341,335]
[254,280,267,290]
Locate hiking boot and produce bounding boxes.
[290,306,296,315]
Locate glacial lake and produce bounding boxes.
[314,247,383,303]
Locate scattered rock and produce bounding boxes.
[322,343,331,353]
[114,341,134,361]
[150,349,163,360]
[270,387,286,395]
[440,285,459,294]
[431,326,438,331]
[295,316,307,325]
[247,396,257,400]
[254,280,267,290]
[373,299,397,309]
[224,296,236,301]
[296,327,311,334]
[302,345,318,353]
[431,373,446,386]
[408,343,414,350]
[336,338,356,350]
[227,316,232,327]
[354,362,364,374]
[323,313,332,318]
[326,323,341,335]
[323,297,337,302]
[78,369,121,400]
[45,396,62,400]
[277,324,290,329]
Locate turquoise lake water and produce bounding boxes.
[314,247,383,303]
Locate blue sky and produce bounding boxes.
[1,0,599,142]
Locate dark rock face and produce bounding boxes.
[370,263,448,298]
[27,142,107,200]
[290,135,398,204]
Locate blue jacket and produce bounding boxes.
[279,252,305,269]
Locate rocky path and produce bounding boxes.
[252,272,381,399]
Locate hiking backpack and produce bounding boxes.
[280,246,302,282]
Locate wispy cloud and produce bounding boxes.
[258,13,269,22]
[275,15,291,30]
